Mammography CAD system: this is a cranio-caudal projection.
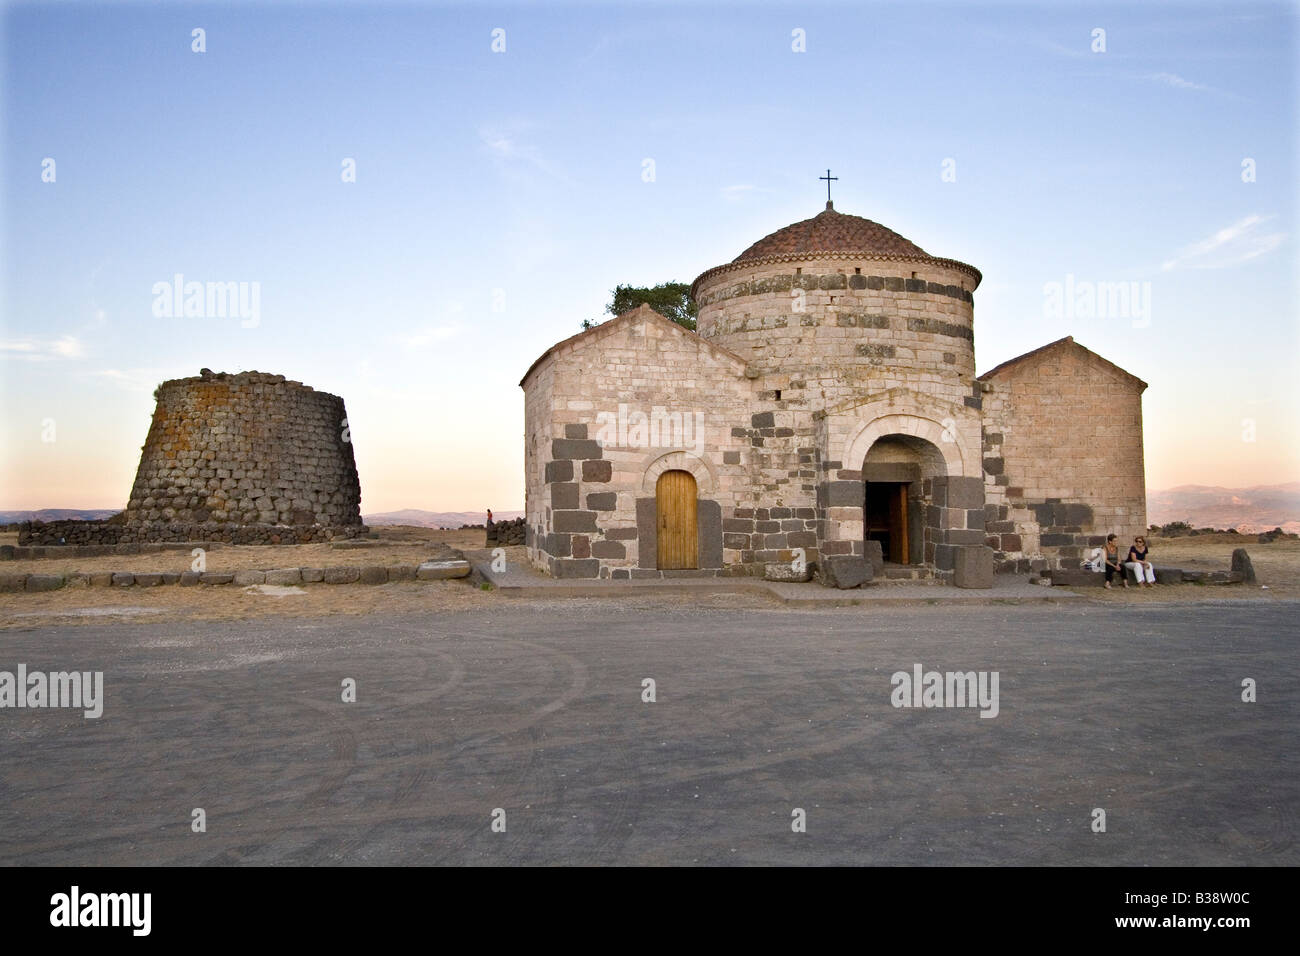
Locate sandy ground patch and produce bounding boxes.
[4,527,1294,624]
[0,577,498,629]
[0,578,782,630]
[0,526,485,575]
[1077,533,1298,601]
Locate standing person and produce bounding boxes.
[486,509,493,527]
[1125,535,1156,587]
[1103,533,1127,589]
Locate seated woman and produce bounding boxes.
[1125,535,1156,587]
[1103,533,1127,589]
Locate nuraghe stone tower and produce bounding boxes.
[123,369,364,543]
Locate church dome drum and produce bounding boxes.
[691,202,982,401]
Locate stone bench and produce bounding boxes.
[1048,568,1105,587]
[1051,565,1247,587]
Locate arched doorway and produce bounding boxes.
[656,469,698,569]
[862,435,947,565]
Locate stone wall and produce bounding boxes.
[520,303,991,582]
[522,305,759,578]
[694,257,980,413]
[979,338,1147,572]
[121,369,364,543]
[19,517,362,546]
[18,520,126,546]
[485,516,525,546]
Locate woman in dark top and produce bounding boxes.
[1125,535,1156,587]
[1103,533,1127,589]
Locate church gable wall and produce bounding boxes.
[522,312,766,578]
[980,345,1147,573]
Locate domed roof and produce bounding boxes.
[691,202,982,296]
[732,202,929,262]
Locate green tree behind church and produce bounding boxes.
[582,282,697,332]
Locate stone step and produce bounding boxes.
[882,565,934,580]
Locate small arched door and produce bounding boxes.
[656,470,698,569]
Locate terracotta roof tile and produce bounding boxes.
[733,204,929,262]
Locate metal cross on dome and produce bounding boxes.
[820,168,838,205]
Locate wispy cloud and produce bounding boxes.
[479,124,573,185]
[1056,66,1246,101]
[1161,214,1287,271]
[1,334,86,361]
[1147,71,1207,91]
[395,325,459,349]
[1143,70,1244,98]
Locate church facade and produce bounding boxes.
[519,202,1147,586]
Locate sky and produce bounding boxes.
[1,0,1297,514]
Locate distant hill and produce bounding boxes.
[362,509,524,529]
[0,509,119,523]
[1147,483,1300,534]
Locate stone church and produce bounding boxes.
[520,198,1147,586]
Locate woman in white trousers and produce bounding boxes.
[1125,535,1156,587]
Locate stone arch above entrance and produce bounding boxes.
[859,432,949,567]
[640,449,716,495]
[843,414,964,477]
[862,433,949,479]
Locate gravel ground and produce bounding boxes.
[0,600,1295,865]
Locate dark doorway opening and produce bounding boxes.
[864,481,910,564]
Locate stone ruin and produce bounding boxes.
[20,369,366,546]
[485,516,526,546]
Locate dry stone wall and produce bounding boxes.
[485,517,525,545]
[122,370,364,541]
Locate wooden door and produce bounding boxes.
[656,470,698,569]
[887,483,909,564]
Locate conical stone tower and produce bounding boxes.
[124,369,364,543]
